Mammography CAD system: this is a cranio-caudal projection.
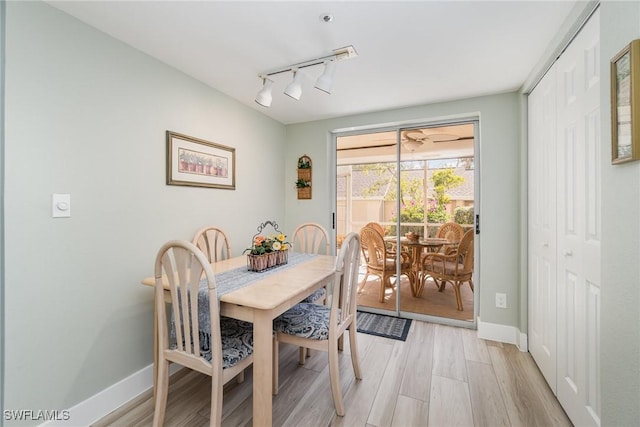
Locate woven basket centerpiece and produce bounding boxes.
[245,220,290,272]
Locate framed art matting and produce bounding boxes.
[611,39,640,164]
[166,131,236,189]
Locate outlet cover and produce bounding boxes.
[496,293,507,309]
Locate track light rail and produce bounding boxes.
[258,45,357,78]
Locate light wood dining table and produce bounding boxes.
[141,253,337,427]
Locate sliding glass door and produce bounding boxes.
[335,120,478,325]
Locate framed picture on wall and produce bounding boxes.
[611,39,640,164]
[166,131,236,189]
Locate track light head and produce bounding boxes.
[314,60,336,94]
[284,70,303,100]
[255,46,355,106]
[255,77,274,107]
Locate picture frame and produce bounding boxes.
[166,131,236,189]
[611,39,640,164]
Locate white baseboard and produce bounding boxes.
[39,364,181,426]
[477,317,528,352]
[518,331,529,352]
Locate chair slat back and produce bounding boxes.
[332,232,361,327]
[364,222,385,237]
[155,240,221,368]
[292,223,330,254]
[359,225,386,268]
[192,226,231,263]
[458,230,474,273]
[436,222,464,243]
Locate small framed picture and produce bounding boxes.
[611,39,640,164]
[166,131,236,189]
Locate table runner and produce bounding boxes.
[171,252,320,356]
[213,252,317,299]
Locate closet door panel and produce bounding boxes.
[528,8,600,427]
[555,8,601,427]
[527,62,557,391]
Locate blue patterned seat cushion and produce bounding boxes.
[173,316,253,369]
[274,302,335,341]
[301,288,326,303]
[217,317,254,368]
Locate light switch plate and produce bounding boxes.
[52,193,71,218]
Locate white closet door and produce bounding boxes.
[527,63,558,391]
[555,8,601,427]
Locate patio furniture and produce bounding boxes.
[359,225,412,303]
[420,229,475,310]
[434,222,464,255]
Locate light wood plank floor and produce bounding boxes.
[92,321,571,427]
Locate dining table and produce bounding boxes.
[141,251,337,427]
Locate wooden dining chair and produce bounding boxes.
[293,222,330,304]
[152,240,254,427]
[192,226,232,263]
[420,229,474,311]
[292,222,330,254]
[292,222,330,362]
[359,225,412,303]
[273,232,363,416]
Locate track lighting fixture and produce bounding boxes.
[314,60,336,94]
[254,77,274,107]
[255,45,357,108]
[284,70,303,100]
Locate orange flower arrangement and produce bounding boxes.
[245,233,290,255]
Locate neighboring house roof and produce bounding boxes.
[337,166,474,200]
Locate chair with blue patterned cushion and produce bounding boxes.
[293,223,330,305]
[152,240,254,427]
[292,222,330,255]
[291,222,331,362]
[273,232,363,416]
[192,226,232,263]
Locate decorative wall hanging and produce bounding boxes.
[166,131,236,189]
[296,155,312,199]
[611,39,640,164]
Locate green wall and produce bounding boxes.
[3,2,285,423]
[600,2,640,425]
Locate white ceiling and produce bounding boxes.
[47,0,577,125]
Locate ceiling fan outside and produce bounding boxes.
[336,127,471,153]
[402,130,428,152]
